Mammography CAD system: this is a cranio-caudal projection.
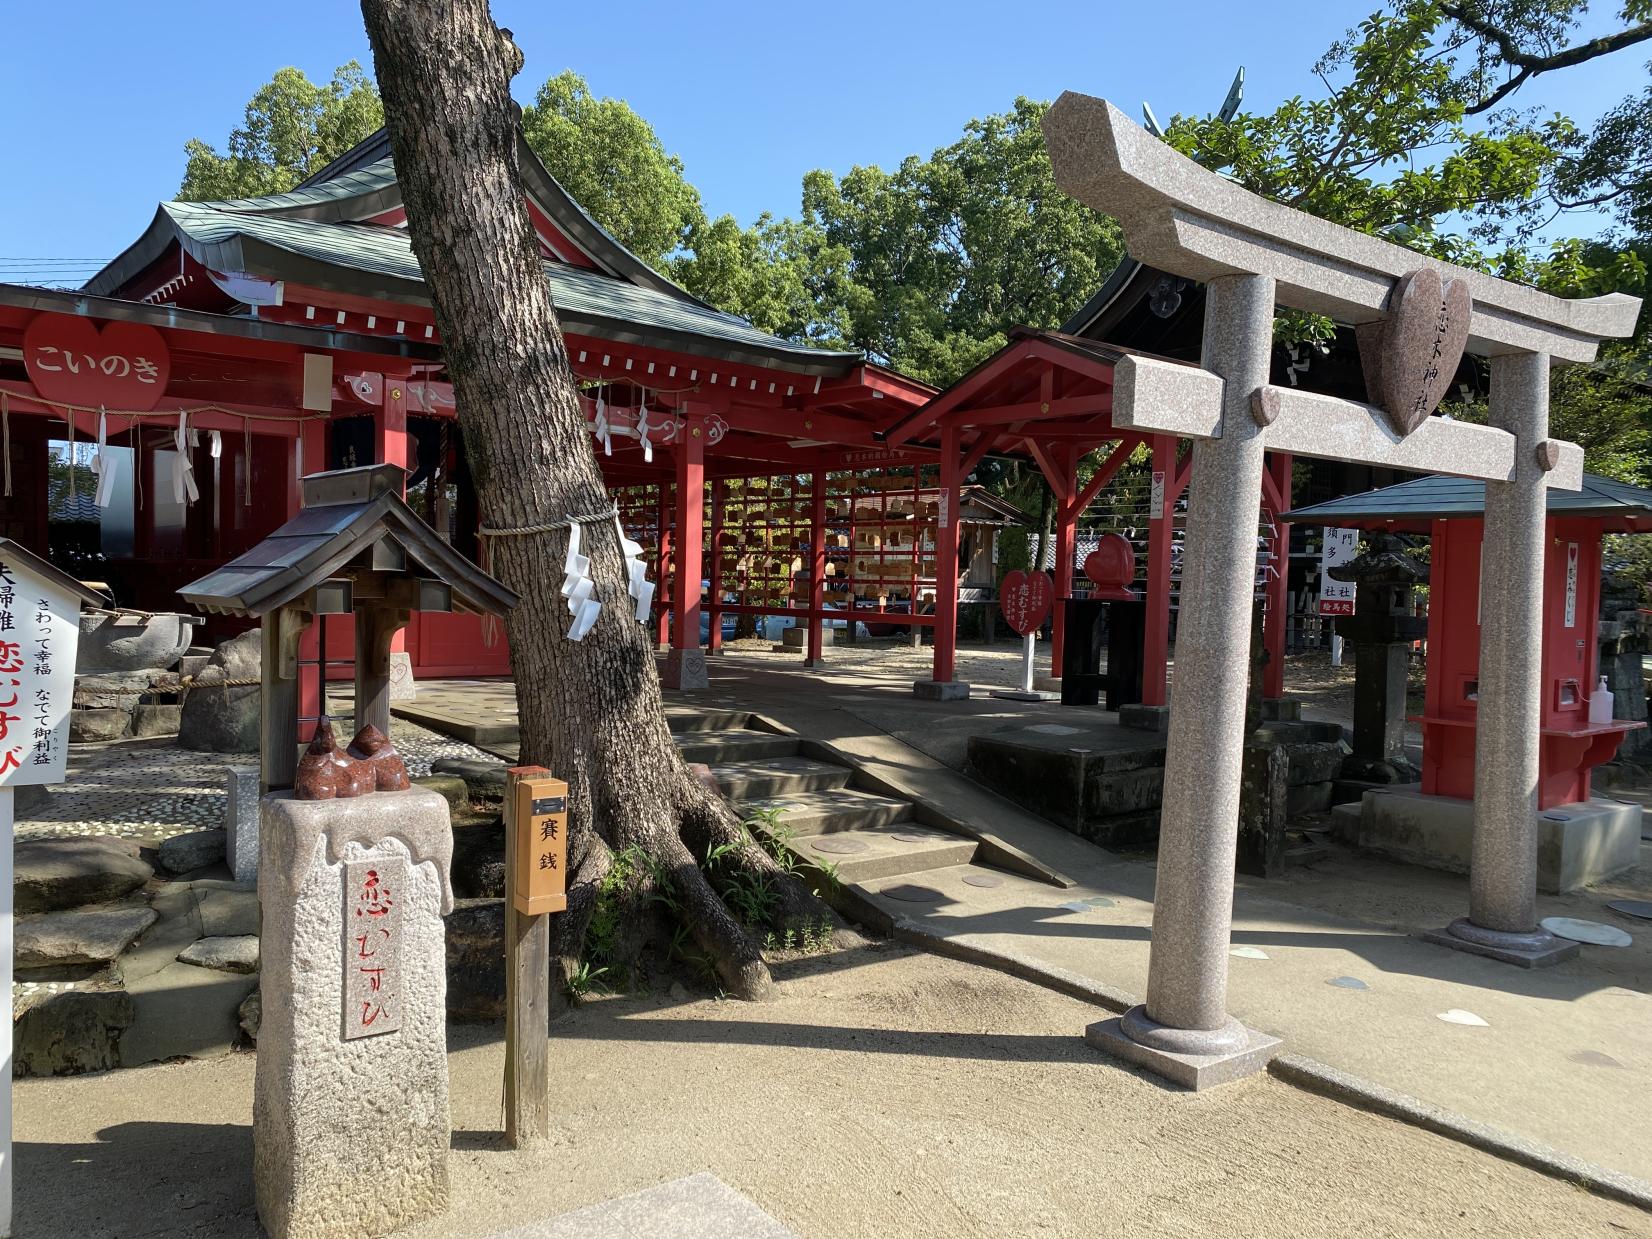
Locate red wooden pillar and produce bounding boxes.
[376,381,410,665]
[707,480,726,655]
[927,425,965,690]
[1143,435,1175,707]
[661,415,707,690]
[1048,445,1079,674]
[1262,452,1292,700]
[806,472,827,667]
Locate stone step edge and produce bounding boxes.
[884,915,1652,1216]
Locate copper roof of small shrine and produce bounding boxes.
[1284,471,1652,533]
[178,465,519,618]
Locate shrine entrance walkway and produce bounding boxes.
[400,645,1651,1194]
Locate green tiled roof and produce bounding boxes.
[1284,471,1652,530]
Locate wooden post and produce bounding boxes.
[931,426,963,684]
[1262,453,1292,700]
[806,473,827,666]
[260,603,310,793]
[354,602,410,739]
[503,766,565,1147]
[1143,436,1174,707]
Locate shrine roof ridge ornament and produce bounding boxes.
[1041,94,1641,364]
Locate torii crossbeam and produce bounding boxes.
[1041,94,1641,1089]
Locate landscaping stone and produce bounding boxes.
[451,819,505,899]
[445,898,505,1021]
[72,670,157,710]
[131,702,182,737]
[414,772,471,812]
[119,960,257,1068]
[179,934,260,973]
[16,837,153,914]
[224,764,260,882]
[69,708,131,743]
[14,988,136,1076]
[178,629,261,753]
[239,988,261,1044]
[158,828,227,875]
[16,904,157,969]
[431,754,508,799]
[194,881,260,937]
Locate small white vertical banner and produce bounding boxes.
[1317,527,1359,617]
[1563,543,1579,628]
[1150,470,1165,520]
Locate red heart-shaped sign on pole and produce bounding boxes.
[23,314,171,412]
[999,569,1054,637]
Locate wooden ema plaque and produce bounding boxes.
[509,768,568,916]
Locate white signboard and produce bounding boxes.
[0,557,79,786]
[1563,542,1579,628]
[1317,527,1359,617]
[1150,470,1166,520]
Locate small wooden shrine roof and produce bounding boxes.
[178,465,519,618]
[1284,471,1652,534]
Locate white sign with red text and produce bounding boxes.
[0,556,78,787]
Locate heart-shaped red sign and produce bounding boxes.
[999,569,1054,636]
[1083,533,1137,599]
[1355,269,1471,438]
[23,314,171,412]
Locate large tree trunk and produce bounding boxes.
[359,0,824,1000]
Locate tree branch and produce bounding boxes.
[1443,3,1652,113]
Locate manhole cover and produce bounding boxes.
[1027,724,1081,736]
[961,873,1003,889]
[1541,916,1632,947]
[1607,899,1652,921]
[881,884,946,903]
[809,837,870,855]
[1328,976,1368,990]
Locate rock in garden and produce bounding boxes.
[69,708,131,743]
[444,899,505,1021]
[16,904,157,969]
[413,773,471,812]
[14,988,136,1076]
[131,703,183,738]
[178,629,261,753]
[431,755,508,800]
[158,828,227,875]
[16,837,153,914]
[179,934,260,973]
[239,988,261,1044]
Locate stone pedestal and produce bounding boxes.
[225,765,260,883]
[660,647,708,691]
[254,787,454,1239]
[912,679,970,701]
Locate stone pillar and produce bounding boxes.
[1433,352,1577,966]
[254,786,454,1238]
[225,764,260,883]
[1088,273,1281,1088]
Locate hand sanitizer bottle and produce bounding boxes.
[1589,675,1614,725]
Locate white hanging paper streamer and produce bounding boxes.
[560,522,602,640]
[593,393,612,457]
[171,410,199,505]
[615,517,655,621]
[295,432,304,481]
[634,391,657,463]
[91,407,117,509]
[209,430,222,460]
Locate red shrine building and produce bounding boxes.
[0,128,1302,697]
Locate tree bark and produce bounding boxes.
[359,0,823,999]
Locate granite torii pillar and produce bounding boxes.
[1041,92,1639,1088]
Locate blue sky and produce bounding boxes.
[1,1,1644,286]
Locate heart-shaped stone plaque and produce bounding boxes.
[1355,269,1472,437]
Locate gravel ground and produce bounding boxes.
[16,944,1651,1239]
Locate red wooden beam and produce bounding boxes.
[1062,435,1139,522]
[935,392,1110,429]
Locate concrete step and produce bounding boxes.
[664,705,753,735]
[710,756,852,799]
[673,728,799,765]
[737,787,914,835]
[789,823,977,884]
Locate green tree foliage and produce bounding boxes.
[796,99,1126,386]
[521,71,705,268]
[179,63,383,201]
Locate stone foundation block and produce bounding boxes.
[1085,1014,1280,1090]
[1118,704,1171,734]
[661,647,709,690]
[912,680,970,701]
[225,764,261,884]
[254,787,453,1239]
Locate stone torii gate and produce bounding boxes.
[1041,94,1642,1088]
